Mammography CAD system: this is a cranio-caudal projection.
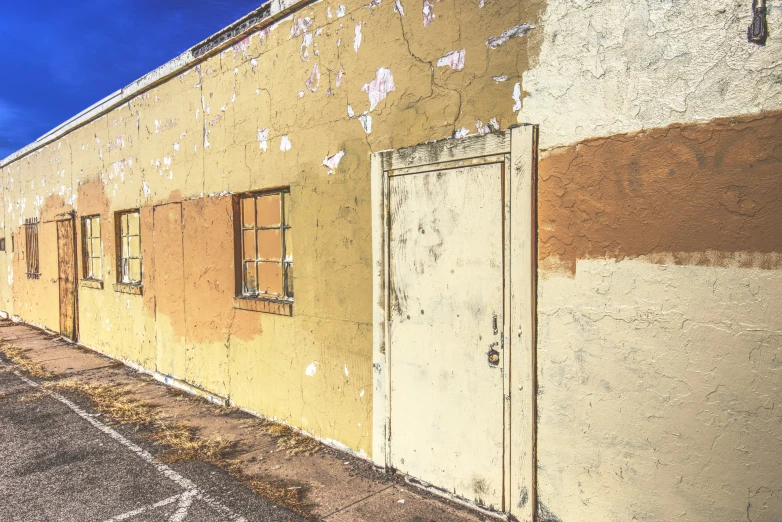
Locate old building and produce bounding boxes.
[1,0,780,520]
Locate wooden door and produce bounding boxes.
[56,214,78,340]
[388,155,507,510]
[373,128,538,518]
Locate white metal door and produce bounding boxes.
[388,161,505,510]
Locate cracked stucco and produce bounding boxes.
[520,0,782,150]
[0,0,544,459]
[537,258,782,521]
[0,1,779,519]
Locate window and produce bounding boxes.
[236,190,292,301]
[82,215,102,280]
[24,218,40,279]
[116,210,142,285]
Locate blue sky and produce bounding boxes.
[0,0,265,159]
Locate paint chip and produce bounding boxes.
[337,5,346,17]
[306,63,321,92]
[437,49,465,71]
[257,129,269,151]
[359,112,372,133]
[394,0,405,15]
[486,23,533,49]
[423,0,434,26]
[354,23,362,53]
[362,68,395,111]
[344,364,350,377]
[280,135,292,152]
[347,105,355,118]
[323,150,346,174]
[512,82,522,111]
[305,362,318,376]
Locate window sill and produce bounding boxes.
[81,279,104,290]
[233,296,292,316]
[114,283,143,295]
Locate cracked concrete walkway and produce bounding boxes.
[0,320,492,521]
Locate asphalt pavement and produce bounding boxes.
[0,363,307,522]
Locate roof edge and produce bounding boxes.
[1,0,307,168]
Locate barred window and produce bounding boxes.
[236,190,292,300]
[24,218,40,279]
[82,215,102,280]
[116,210,142,284]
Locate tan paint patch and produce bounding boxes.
[538,111,782,275]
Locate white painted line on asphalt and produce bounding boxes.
[13,371,247,522]
[103,493,182,521]
[169,489,198,522]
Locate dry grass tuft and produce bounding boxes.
[0,342,53,379]
[45,380,158,427]
[153,421,237,464]
[244,477,307,511]
[261,420,322,456]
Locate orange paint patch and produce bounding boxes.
[538,111,782,275]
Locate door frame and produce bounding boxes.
[370,125,538,520]
[56,211,79,341]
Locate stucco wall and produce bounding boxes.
[536,111,782,520]
[1,0,781,519]
[520,0,782,149]
[0,0,544,457]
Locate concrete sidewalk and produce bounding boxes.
[0,320,492,522]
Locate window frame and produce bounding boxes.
[24,218,40,280]
[115,209,142,286]
[233,188,293,304]
[81,215,103,281]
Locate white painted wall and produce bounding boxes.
[520,0,782,149]
[536,258,782,521]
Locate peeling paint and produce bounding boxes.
[323,150,346,174]
[512,82,522,112]
[359,112,372,133]
[394,0,405,15]
[437,49,465,71]
[354,22,362,53]
[305,63,321,92]
[361,68,395,111]
[257,128,269,151]
[423,0,435,26]
[305,361,318,377]
[280,135,291,152]
[486,23,533,49]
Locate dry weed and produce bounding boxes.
[45,380,158,427]
[153,421,236,464]
[0,342,53,378]
[262,420,321,456]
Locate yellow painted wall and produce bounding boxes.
[0,0,544,457]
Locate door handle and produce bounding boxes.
[487,343,500,366]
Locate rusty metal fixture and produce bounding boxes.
[748,0,768,45]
